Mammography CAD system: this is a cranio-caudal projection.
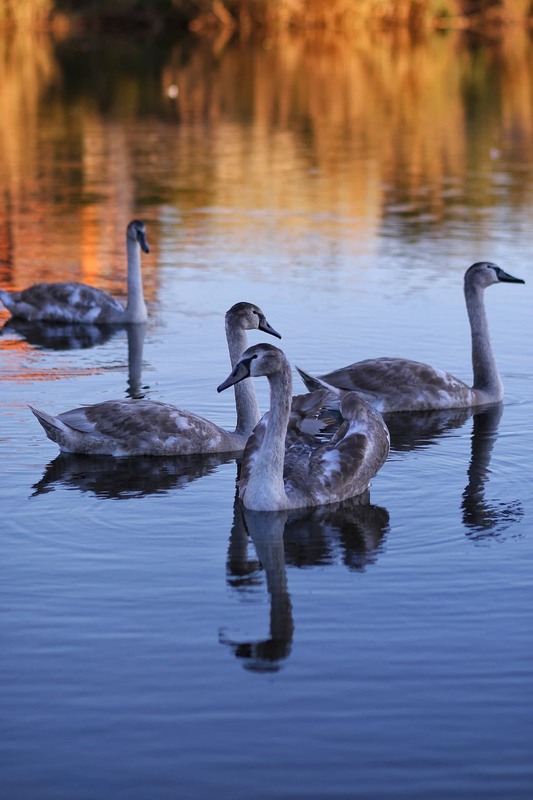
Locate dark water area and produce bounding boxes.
[1,26,532,800]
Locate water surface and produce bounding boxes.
[1,27,532,800]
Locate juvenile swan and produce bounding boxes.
[297,262,524,412]
[217,343,390,511]
[30,303,281,456]
[0,220,150,324]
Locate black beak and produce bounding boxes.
[495,267,524,284]
[259,318,281,339]
[137,230,150,254]
[217,359,252,393]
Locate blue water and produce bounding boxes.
[1,31,533,800]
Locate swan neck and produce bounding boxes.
[125,236,147,322]
[244,366,292,508]
[465,280,502,398]
[264,369,292,463]
[226,320,260,435]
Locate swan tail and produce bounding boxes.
[295,366,342,397]
[30,406,71,447]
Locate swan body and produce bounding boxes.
[217,343,390,511]
[297,263,524,412]
[0,220,150,324]
[30,302,281,456]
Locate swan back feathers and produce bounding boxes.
[31,301,281,456]
[297,262,524,412]
[0,219,149,324]
[219,344,390,510]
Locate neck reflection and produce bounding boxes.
[461,403,523,539]
[222,491,390,673]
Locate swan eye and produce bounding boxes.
[241,353,258,369]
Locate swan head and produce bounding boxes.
[217,343,287,392]
[225,302,281,339]
[127,220,150,254]
[465,262,524,289]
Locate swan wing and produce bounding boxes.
[34,399,233,455]
[239,388,341,491]
[320,357,473,412]
[240,392,389,507]
[289,392,387,503]
[289,389,340,436]
[8,282,124,323]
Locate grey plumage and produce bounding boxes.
[297,262,524,412]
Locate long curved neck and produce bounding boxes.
[244,367,292,508]
[465,281,502,400]
[124,237,147,323]
[226,321,260,436]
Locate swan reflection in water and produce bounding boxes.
[385,402,523,538]
[460,403,524,539]
[31,449,236,499]
[386,402,523,539]
[220,491,390,673]
[1,317,122,350]
[383,406,473,453]
[221,402,523,672]
[2,319,148,399]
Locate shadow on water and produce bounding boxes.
[386,402,523,539]
[460,403,524,540]
[220,490,390,673]
[2,319,148,399]
[383,406,475,452]
[124,323,148,399]
[1,317,123,350]
[31,449,237,499]
[220,402,524,672]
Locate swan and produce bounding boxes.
[30,302,281,456]
[217,343,390,511]
[0,220,150,324]
[297,262,524,412]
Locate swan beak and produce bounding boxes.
[217,359,252,393]
[259,318,282,339]
[496,268,524,284]
[137,230,150,254]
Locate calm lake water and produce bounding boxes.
[1,26,532,800]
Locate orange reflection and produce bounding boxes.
[1,25,533,291]
[0,335,102,383]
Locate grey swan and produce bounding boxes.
[30,302,280,456]
[0,220,150,324]
[217,343,390,511]
[297,262,524,412]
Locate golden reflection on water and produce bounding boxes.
[1,26,533,291]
